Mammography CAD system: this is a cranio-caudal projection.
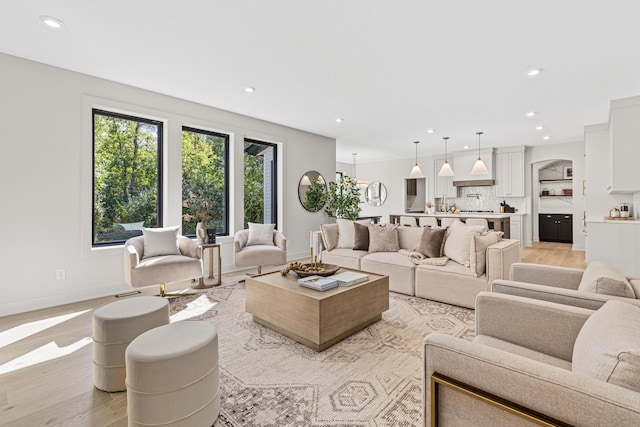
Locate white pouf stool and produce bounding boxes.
[126,321,220,427]
[92,296,170,392]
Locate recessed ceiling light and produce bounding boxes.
[527,68,542,77]
[244,87,255,93]
[335,118,344,123]
[543,135,551,140]
[526,111,537,117]
[427,129,435,134]
[536,125,544,131]
[463,145,469,150]
[40,15,64,29]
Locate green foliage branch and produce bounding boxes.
[325,176,362,220]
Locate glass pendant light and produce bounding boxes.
[409,141,424,178]
[470,131,489,175]
[438,136,454,177]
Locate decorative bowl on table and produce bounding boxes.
[293,263,340,277]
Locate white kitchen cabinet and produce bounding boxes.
[508,214,525,245]
[608,99,640,193]
[495,149,525,197]
[433,158,456,198]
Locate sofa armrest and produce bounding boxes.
[177,235,201,259]
[485,238,520,284]
[510,262,583,289]
[424,333,640,427]
[274,230,287,251]
[475,292,592,361]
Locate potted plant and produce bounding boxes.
[303,179,328,212]
[182,191,213,243]
[325,176,362,220]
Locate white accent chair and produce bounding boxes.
[124,235,202,297]
[418,217,438,228]
[234,229,287,275]
[399,216,417,226]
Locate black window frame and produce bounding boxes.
[244,138,278,228]
[92,108,163,247]
[181,126,230,237]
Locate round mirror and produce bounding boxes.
[298,171,328,212]
[364,181,387,206]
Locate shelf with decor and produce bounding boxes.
[540,195,572,198]
[539,179,572,183]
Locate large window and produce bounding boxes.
[244,139,277,228]
[182,127,229,237]
[92,109,162,246]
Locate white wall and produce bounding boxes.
[0,53,335,316]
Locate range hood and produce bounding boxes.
[451,149,495,187]
[453,179,495,187]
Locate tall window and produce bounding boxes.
[244,139,277,228]
[92,109,162,246]
[182,127,229,237]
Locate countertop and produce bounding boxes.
[397,212,512,219]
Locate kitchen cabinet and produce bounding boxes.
[608,98,640,193]
[433,158,456,198]
[509,214,523,244]
[451,148,495,185]
[539,214,573,243]
[495,150,525,197]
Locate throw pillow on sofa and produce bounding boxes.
[368,224,400,253]
[353,222,370,251]
[578,261,636,298]
[572,300,640,392]
[415,227,447,258]
[443,220,486,267]
[336,218,357,248]
[320,223,339,251]
[469,231,503,276]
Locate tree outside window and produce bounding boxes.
[182,127,229,237]
[244,139,277,228]
[92,109,162,246]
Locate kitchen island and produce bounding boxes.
[389,212,511,238]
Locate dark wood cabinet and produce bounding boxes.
[406,179,417,196]
[539,214,573,243]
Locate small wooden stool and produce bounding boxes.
[92,296,169,392]
[126,321,220,426]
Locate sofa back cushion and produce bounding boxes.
[573,300,640,392]
[368,224,400,253]
[414,227,447,258]
[320,223,339,251]
[578,261,636,298]
[443,220,485,267]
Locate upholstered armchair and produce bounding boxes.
[491,261,640,310]
[124,228,202,297]
[234,224,286,276]
[424,292,640,426]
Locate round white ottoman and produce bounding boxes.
[92,296,170,392]
[126,321,220,427]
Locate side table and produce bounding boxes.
[192,243,222,289]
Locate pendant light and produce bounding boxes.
[352,153,368,186]
[471,131,489,175]
[438,136,454,177]
[409,141,424,178]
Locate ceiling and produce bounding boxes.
[2,1,640,163]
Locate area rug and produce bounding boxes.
[169,281,475,426]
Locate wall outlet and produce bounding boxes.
[56,269,66,280]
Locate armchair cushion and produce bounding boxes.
[573,300,640,392]
[578,261,636,298]
[247,223,275,246]
[141,226,180,258]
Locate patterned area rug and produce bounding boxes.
[169,281,475,426]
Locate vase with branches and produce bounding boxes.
[182,191,213,243]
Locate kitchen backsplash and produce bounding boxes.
[435,186,526,213]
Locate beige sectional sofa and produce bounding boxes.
[317,221,521,309]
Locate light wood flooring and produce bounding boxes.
[0,242,585,426]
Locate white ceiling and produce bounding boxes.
[2,1,640,163]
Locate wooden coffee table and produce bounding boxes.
[246,269,389,351]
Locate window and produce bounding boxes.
[244,139,278,228]
[182,127,229,237]
[92,109,162,246]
